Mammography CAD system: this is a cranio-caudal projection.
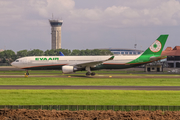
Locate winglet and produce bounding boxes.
[108,56,114,60]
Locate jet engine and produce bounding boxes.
[62,66,78,73]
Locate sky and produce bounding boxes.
[0,0,180,52]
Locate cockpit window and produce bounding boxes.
[16,60,19,62]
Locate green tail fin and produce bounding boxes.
[142,34,169,55]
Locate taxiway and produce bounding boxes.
[0,85,180,90]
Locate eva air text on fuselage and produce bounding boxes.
[35,58,59,60]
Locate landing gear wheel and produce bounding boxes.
[91,72,96,76]
[86,72,91,76]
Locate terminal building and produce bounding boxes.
[103,48,143,55]
[0,49,4,52]
[161,46,180,68]
[49,19,63,50]
[144,46,180,72]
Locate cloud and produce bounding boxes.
[101,0,180,27]
[0,0,75,28]
[65,0,180,28]
[1,0,180,29]
[36,0,75,18]
[0,0,180,51]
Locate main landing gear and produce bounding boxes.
[85,67,96,76]
[86,72,96,76]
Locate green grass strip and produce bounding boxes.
[0,90,180,105]
[0,77,180,86]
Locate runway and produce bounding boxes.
[0,85,180,90]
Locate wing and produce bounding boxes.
[70,56,114,68]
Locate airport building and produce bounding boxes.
[103,48,143,55]
[49,19,63,50]
[162,46,180,68]
[0,49,4,52]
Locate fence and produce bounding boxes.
[1,105,180,111]
[0,63,11,66]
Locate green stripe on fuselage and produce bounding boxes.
[127,54,160,64]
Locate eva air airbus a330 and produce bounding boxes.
[11,35,168,76]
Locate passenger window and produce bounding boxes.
[16,60,19,62]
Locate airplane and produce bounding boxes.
[11,34,168,76]
[59,52,64,56]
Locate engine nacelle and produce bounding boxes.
[62,66,77,73]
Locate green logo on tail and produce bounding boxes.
[149,40,162,52]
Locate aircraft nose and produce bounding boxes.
[11,62,15,66]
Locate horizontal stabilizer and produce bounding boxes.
[150,55,167,61]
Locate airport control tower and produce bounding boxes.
[49,19,63,49]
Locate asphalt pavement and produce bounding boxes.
[0,85,180,90]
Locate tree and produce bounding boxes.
[79,50,86,56]
[0,48,113,65]
[0,52,5,63]
[71,49,113,56]
[84,49,92,55]
[28,49,44,56]
[71,49,80,56]
[91,49,101,55]
[44,49,56,56]
[44,50,49,56]
[0,50,16,64]
[0,51,4,58]
[54,49,71,56]
[17,50,28,58]
[100,49,113,55]
[3,50,16,59]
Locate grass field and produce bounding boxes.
[0,90,180,105]
[0,77,180,86]
[0,70,180,106]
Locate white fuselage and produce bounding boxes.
[11,55,141,70]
